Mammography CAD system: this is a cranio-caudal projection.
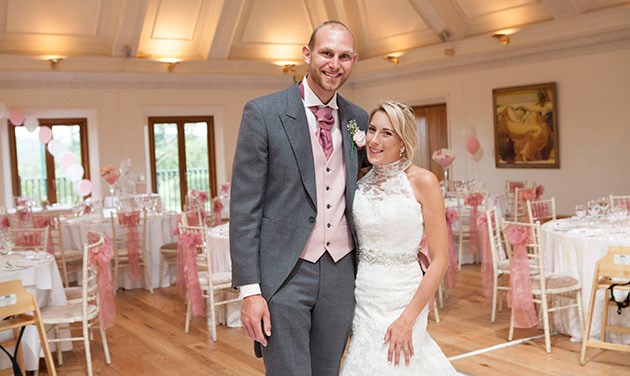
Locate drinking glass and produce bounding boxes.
[0,233,15,255]
[587,200,599,218]
[575,204,586,219]
[598,196,610,216]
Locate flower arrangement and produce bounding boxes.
[432,148,456,168]
[346,119,365,157]
[100,165,121,186]
[188,189,208,203]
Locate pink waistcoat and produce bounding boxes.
[300,126,354,263]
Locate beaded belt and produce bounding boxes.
[357,248,418,265]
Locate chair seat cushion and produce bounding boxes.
[56,249,83,262]
[160,242,178,251]
[64,287,82,302]
[198,271,232,287]
[41,303,98,324]
[532,274,580,290]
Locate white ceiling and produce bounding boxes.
[0,0,628,83]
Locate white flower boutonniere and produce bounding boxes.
[347,119,365,158]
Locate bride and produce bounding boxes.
[341,101,457,375]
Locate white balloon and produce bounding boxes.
[0,103,7,119]
[47,139,65,157]
[472,147,484,162]
[23,116,39,132]
[462,126,476,138]
[67,163,84,182]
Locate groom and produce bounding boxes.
[230,20,367,375]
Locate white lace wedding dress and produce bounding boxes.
[341,159,457,375]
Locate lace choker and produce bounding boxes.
[372,158,411,177]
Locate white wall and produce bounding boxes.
[1,48,629,213]
[346,48,630,214]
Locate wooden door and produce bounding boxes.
[412,104,448,180]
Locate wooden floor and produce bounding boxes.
[37,265,629,375]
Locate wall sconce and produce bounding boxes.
[273,61,298,74]
[41,55,65,70]
[159,58,182,73]
[491,28,518,46]
[384,53,403,64]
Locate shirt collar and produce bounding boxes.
[302,75,338,110]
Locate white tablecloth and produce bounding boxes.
[0,251,67,371]
[61,212,178,289]
[542,218,630,344]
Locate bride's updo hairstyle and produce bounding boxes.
[369,101,417,161]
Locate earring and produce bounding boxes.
[399,146,406,157]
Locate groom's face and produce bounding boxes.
[303,25,357,103]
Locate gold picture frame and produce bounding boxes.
[493,82,559,168]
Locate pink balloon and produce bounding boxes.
[465,136,480,155]
[9,108,25,125]
[39,126,52,144]
[77,179,93,197]
[60,152,76,168]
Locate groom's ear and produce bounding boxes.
[302,46,312,65]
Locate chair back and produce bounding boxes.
[502,220,544,281]
[110,209,147,254]
[597,245,630,280]
[83,232,105,319]
[609,195,630,211]
[181,209,204,227]
[527,197,557,224]
[9,227,49,252]
[514,187,536,222]
[486,208,508,269]
[178,223,209,268]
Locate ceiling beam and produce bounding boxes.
[409,0,468,40]
[542,0,588,19]
[110,0,149,58]
[201,0,246,60]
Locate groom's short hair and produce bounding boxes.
[308,20,355,51]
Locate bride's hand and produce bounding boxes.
[383,315,415,367]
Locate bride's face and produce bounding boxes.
[366,110,405,165]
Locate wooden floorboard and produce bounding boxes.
[35,264,628,375]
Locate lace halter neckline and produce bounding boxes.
[371,158,411,178]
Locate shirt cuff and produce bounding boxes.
[239,283,262,298]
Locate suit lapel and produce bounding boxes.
[337,96,359,203]
[281,85,317,208]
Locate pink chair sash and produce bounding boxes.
[518,188,535,202]
[32,215,55,255]
[0,215,8,232]
[176,232,204,316]
[14,231,43,248]
[118,212,141,280]
[476,215,493,298]
[465,193,483,255]
[88,233,116,330]
[504,226,538,328]
[213,198,223,226]
[530,202,550,220]
[535,184,544,199]
[16,207,30,222]
[444,208,458,289]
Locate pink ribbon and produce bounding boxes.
[14,230,42,248]
[444,208,459,289]
[87,233,116,330]
[32,215,55,255]
[16,207,30,222]
[176,232,204,316]
[172,210,205,236]
[213,198,223,226]
[504,226,538,328]
[476,215,493,298]
[118,212,141,280]
[465,193,483,256]
[0,215,8,232]
[518,188,535,202]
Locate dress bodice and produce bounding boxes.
[353,158,424,263]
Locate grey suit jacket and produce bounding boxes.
[229,83,368,300]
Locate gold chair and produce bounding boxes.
[179,223,240,342]
[40,232,112,375]
[502,220,585,353]
[158,209,205,285]
[580,245,630,365]
[485,207,511,323]
[0,280,56,376]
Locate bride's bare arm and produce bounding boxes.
[384,166,449,366]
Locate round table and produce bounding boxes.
[542,217,630,344]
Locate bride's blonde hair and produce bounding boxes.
[369,101,417,161]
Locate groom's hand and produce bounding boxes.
[241,294,271,346]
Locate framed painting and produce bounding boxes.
[492,82,559,168]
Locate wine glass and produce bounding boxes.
[587,200,599,218]
[575,204,586,220]
[597,196,610,216]
[0,232,15,255]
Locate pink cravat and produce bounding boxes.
[310,106,334,159]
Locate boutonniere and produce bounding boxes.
[346,119,365,158]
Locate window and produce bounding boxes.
[8,118,90,205]
[148,116,216,211]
